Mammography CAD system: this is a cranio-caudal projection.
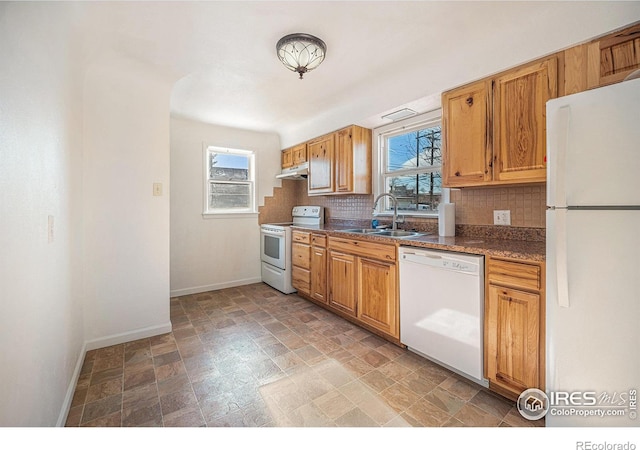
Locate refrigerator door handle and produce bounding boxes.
[555,208,570,308]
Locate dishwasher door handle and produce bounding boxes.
[401,251,442,259]
[401,251,481,273]
[401,252,447,268]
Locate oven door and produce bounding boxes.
[260,226,286,270]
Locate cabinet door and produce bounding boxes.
[292,143,307,166]
[308,135,334,194]
[493,57,557,183]
[442,80,492,187]
[335,127,353,193]
[281,149,293,169]
[485,285,540,395]
[357,258,398,338]
[589,23,640,88]
[310,246,327,303]
[328,250,357,316]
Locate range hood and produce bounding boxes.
[276,162,308,180]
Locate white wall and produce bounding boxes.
[82,58,172,346]
[170,116,281,296]
[0,3,85,426]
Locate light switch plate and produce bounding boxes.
[153,183,163,196]
[494,210,511,225]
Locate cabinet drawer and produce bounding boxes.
[487,258,541,291]
[292,267,310,293]
[292,230,311,244]
[311,233,327,248]
[292,243,311,269]
[328,237,396,262]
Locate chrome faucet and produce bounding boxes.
[373,193,400,230]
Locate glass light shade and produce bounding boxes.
[276,33,326,79]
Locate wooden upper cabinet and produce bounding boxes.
[334,125,372,194]
[307,134,335,194]
[291,143,307,166]
[281,148,293,169]
[590,22,640,89]
[335,127,354,192]
[281,143,307,170]
[307,125,371,196]
[493,57,557,183]
[442,57,556,187]
[442,80,492,187]
[563,22,640,95]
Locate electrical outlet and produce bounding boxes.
[493,210,511,225]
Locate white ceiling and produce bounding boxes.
[75,1,640,146]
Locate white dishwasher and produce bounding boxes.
[399,246,487,387]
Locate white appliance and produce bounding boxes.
[260,206,323,294]
[276,162,308,180]
[399,247,487,386]
[546,77,640,427]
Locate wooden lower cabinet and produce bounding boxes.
[328,250,357,316]
[485,257,545,400]
[291,231,311,295]
[327,237,399,341]
[292,232,400,343]
[310,245,327,303]
[357,257,398,337]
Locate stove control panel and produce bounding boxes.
[292,206,323,219]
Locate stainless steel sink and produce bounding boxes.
[337,228,384,234]
[375,230,423,238]
[336,228,427,239]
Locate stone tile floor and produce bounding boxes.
[65,283,544,427]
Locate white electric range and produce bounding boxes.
[260,206,324,293]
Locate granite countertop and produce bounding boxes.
[292,223,546,262]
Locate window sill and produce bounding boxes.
[202,212,259,219]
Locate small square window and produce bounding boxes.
[204,147,255,215]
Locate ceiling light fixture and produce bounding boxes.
[276,33,326,80]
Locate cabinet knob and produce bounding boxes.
[466,97,474,106]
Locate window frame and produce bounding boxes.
[373,109,447,218]
[202,145,257,218]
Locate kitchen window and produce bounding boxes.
[203,146,256,216]
[374,110,444,217]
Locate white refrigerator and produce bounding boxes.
[546,77,640,427]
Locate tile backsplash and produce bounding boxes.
[451,185,546,228]
[260,180,546,229]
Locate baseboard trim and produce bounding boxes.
[56,341,88,427]
[84,322,173,352]
[170,277,262,297]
